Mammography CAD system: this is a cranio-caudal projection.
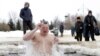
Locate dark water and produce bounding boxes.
[64,54,93,56]
[64,52,97,56]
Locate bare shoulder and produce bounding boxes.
[48,33,59,43]
[48,34,56,41]
[31,32,39,40]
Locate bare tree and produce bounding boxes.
[8,19,15,30]
[16,20,21,30]
[64,14,72,30]
[8,11,18,30]
[53,16,61,28]
[8,11,18,25]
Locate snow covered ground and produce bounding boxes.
[0,30,100,56]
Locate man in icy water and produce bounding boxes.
[23,22,59,56]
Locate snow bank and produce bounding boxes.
[0,31,23,38]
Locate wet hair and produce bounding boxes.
[41,20,48,24]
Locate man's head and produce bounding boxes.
[77,16,81,22]
[88,10,92,16]
[24,2,30,8]
[40,23,49,36]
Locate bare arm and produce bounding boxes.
[23,28,38,41]
[23,23,42,41]
[54,36,59,44]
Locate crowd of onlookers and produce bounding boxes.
[72,10,100,41]
[50,10,100,42]
[58,10,99,41]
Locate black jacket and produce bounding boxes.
[84,15,97,27]
[60,24,64,32]
[20,8,32,21]
[75,21,84,33]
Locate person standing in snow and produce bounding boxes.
[75,17,84,41]
[20,2,33,34]
[84,10,97,41]
[59,22,64,37]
